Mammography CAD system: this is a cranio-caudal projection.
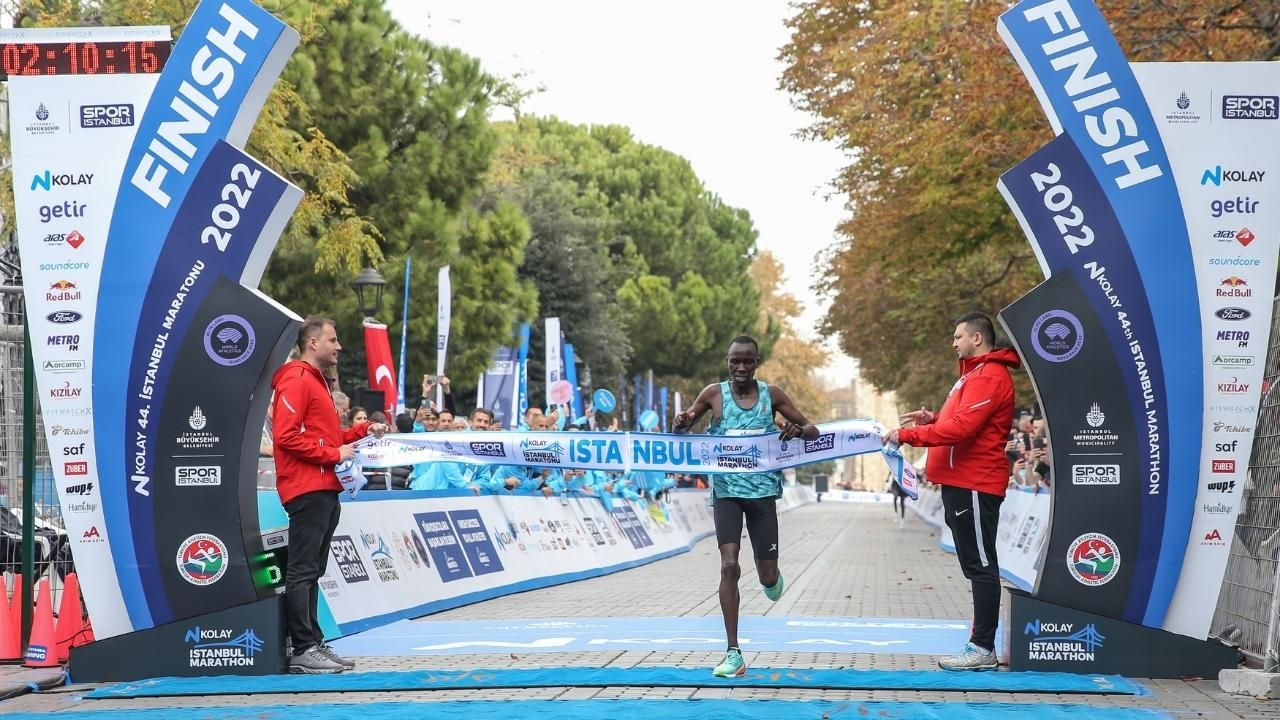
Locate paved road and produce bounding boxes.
[1,501,1274,717]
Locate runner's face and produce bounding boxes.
[726,344,759,383]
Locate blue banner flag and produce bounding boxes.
[397,256,411,414]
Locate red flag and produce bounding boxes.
[363,319,398,420]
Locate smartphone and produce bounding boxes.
[423,375,438,385]
[1033,438,1046,450]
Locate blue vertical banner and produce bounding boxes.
[514,323,531,429]
[396,256,411,415]
[659,387,669,433]
[998,0,1198,629]
[632,374,644,429]
[481,346,517,429]
[563,342,582,419]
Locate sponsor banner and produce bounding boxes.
[1131,62,1280,639]
[911,484,1051,593]
[1000,0,1200,631]
[94,0,299,633]
[481,346,517,430]
[544,317,562,409]
[276,487,811,634]
[353,420,910,481]
[6,24,170,639]
[435,266,451,408]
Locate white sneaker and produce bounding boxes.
[898,517,905,529]
[289,645,346,674]
[938,642,997,671]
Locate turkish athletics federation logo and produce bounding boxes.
[176,533,229,586]
[1066,532,1120,587]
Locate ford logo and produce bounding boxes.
[46,311,82,324]
[1216,307,1251,321]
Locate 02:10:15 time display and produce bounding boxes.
[0,40,171,78]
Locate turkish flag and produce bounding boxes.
[363,319,398,421]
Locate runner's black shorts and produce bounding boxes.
[714,496,779,559]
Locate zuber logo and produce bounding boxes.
[1212,459,1236,473]
[64,461,88,476]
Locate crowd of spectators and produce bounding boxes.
[1006,409,1051,492]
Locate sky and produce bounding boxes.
[385,0,857,380]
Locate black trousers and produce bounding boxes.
[941,484,1003,651]
[284,489,341,654]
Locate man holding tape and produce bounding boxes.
[884,312,1020,671]
[272,316,389,674]
[673,334,819,678]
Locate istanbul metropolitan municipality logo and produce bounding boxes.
[1031,310,1084,363]
[203,314,255,367]
[176,533,229,586]
[1067,532,1120,587]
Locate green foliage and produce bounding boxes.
[490,116,767,387]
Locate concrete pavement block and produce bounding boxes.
[1219,668,1280,698]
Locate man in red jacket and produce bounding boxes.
[885,312,1020,671]
[272,316,389,673]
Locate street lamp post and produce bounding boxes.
[350,266,387,320]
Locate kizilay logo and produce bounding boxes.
[1024,620,1104,662]
[184,625,263,668]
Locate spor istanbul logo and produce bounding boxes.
[1031,310,1084,363]
[203,315,255,367]
[1067,532,1120,587]
[176,533,229,586]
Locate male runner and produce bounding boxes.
[673,335,818,677]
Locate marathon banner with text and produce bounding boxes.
[1001,273,1142,619]
[91,0,300,633]
[1131,62,1280,638]
[353,419,904,478]
[5,24,172,639]
[998,0,1280,639]
[1000,0,1199,632]
[998,132,1165,625]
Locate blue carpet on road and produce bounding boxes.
[87,666,1147,698]
[330,615,977,655]
[5,700,1173,719]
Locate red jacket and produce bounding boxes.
[271,360,369,505]
[897,347,1021,497]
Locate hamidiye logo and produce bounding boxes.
[176,533,229,586]
[1066,533,1120,587]
[1085,403,1105,428]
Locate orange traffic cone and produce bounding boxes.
[54,573,83,662]
[0,578,17,661]
[23,579,58,667]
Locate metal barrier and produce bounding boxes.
[0,269,75,629]
[1213,295,1280,667]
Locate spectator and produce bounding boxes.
[348,406,368,426]
[438,410,455,428]
[470,408,494,430]
[370,410,387,426]
[414,407,438,432]
[333,391,351,428]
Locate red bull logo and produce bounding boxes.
[1218,276,1252,298]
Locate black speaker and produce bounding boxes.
[357,388,385,415]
